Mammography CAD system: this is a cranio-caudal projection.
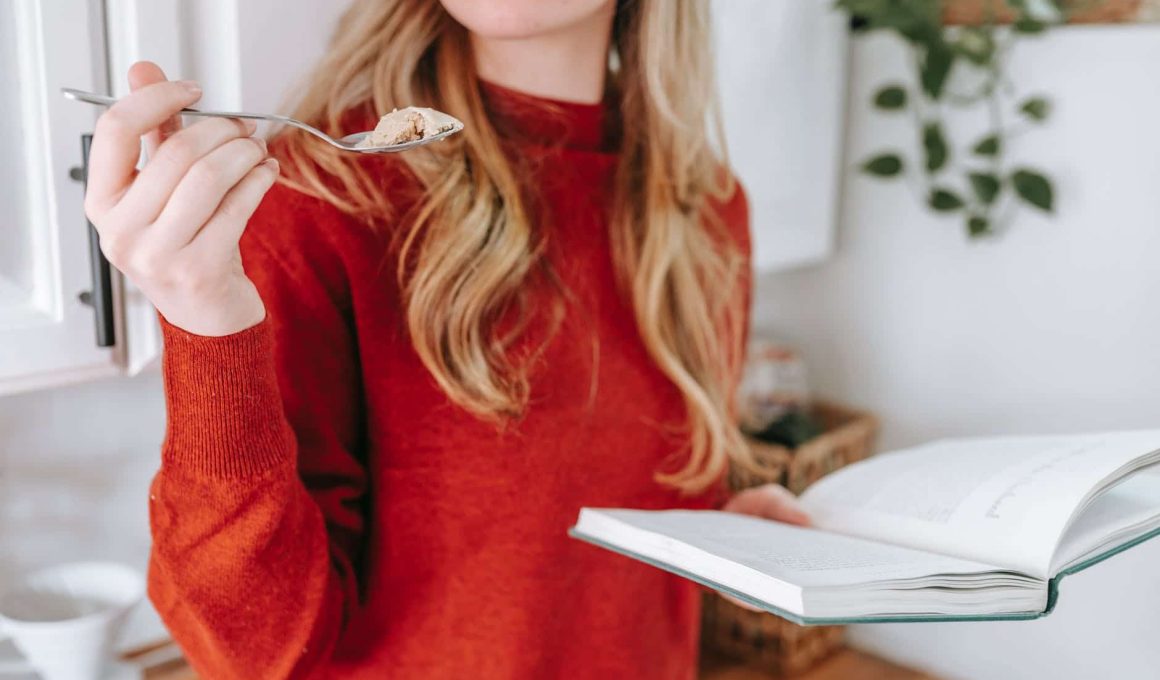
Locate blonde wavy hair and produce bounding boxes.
[278,0,754,493]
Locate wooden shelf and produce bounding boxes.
[701,649,939,680]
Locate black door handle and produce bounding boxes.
[80,133,116,348]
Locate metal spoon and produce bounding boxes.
[61,87,464,154]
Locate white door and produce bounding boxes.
[0,0,121,395]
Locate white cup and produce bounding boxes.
[0,562,144,680]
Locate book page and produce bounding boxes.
[579,509,1008,590]
[800,431,1160,577]
[1051,469,1160,573]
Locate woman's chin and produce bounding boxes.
[438,0,614,41]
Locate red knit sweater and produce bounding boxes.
[148,82,750,680]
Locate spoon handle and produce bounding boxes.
[59,87,459,153]
[60,88,293,126]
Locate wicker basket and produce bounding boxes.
[702,401,879,676]
[701,594,847,676]
[729,402,879,495]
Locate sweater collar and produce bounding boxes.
[479,78,615,154]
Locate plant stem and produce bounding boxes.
[981,23,1007,227]
[910,51,935,198]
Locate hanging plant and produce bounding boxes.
[836,0,1065,238]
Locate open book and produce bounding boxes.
[570,431,1160,624]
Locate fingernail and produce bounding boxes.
[178,80,202,96]
[252,137,268,152]
[263,158,280,172]
[243,119,258,134]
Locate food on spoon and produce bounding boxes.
[359,107,461,147]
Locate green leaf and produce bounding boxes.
[1012,169,1055,212]
[861,153,904,177]
[968,172,1001,205]
[874,85,908,110]
[955,27,995,65]
[1014,17,1046,33]
[1017,0,1065,23]
[967,216,992,237]
[1019,97,1051,121]
[921,43,956,99]
[928,187,965,212]
[923,122,949,173]
[973,134,1002,156]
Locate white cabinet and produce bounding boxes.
[0,0,347,397]
[0,0,158,396]
[712,0,849,273]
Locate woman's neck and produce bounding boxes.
[470,8,615,105]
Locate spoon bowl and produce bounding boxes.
[338,124,463,153]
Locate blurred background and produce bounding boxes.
[1,1,1157,679]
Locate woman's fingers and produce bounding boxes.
[128,61,182,157]
[191,159,280,256]
[149,136,269,248]
[78,66,269,338]
[85,78,202,217]
[120,117,259,224]
[722,485,811,527]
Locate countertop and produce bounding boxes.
[700,649,938,680]
[134,644,938,679]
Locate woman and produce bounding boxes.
[84,1,808,677]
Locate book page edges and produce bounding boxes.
[569,528,1046,625]
[568,515,1160,625]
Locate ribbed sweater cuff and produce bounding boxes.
[159,315,295,478]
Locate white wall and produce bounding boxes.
[755,27,1160,680]
[176,0,350,111]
